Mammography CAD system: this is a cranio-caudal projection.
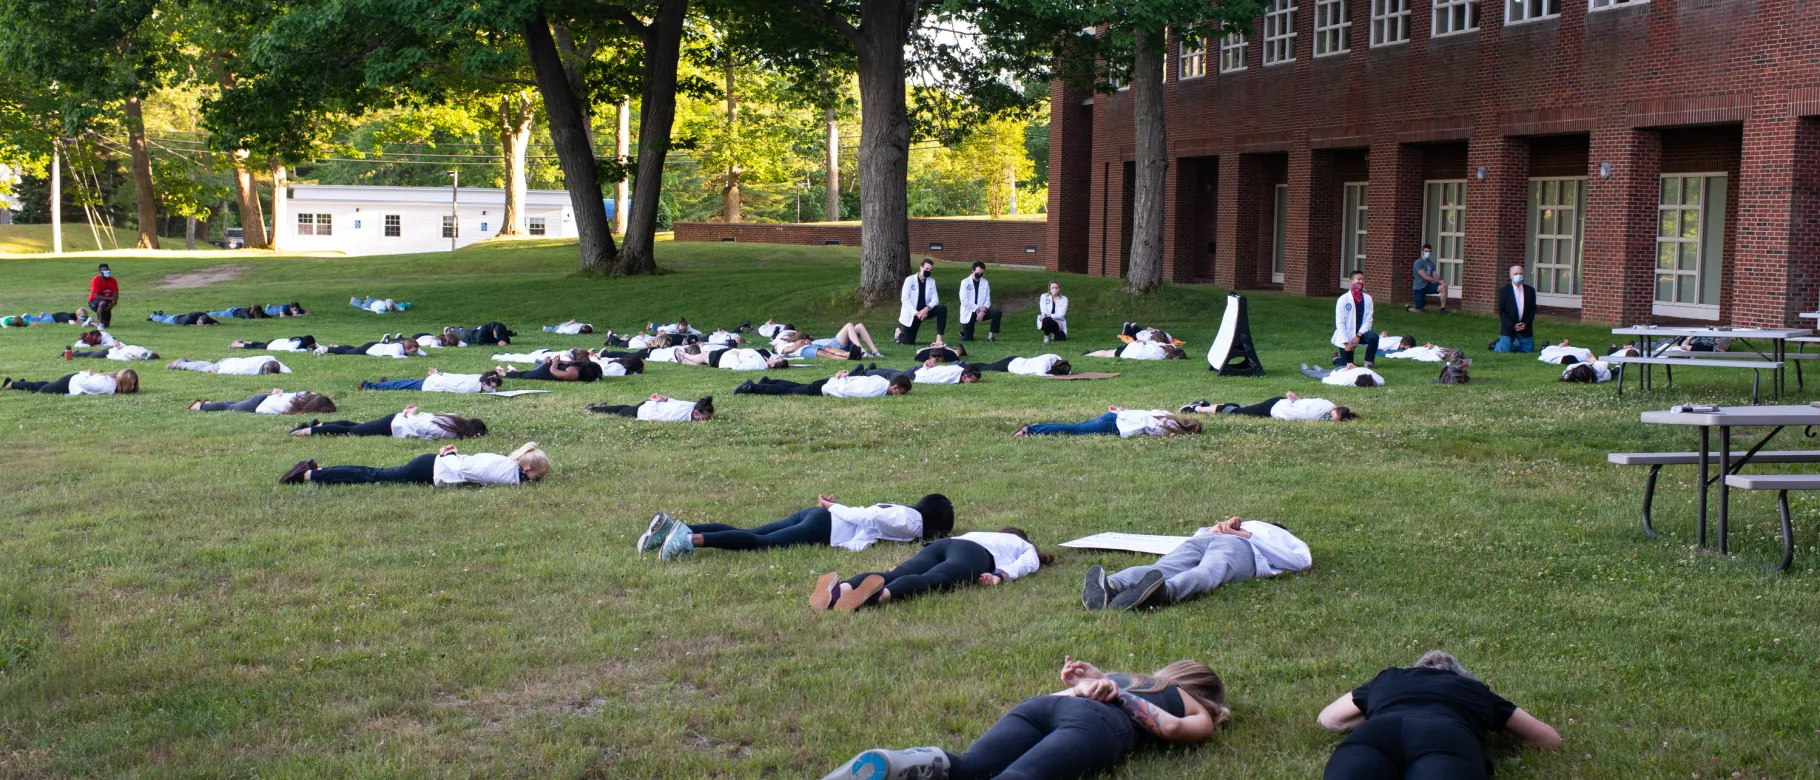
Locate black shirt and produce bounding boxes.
[1352,667,1517,740]
[1107,673,1187,746]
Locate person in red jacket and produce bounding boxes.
[88,264,118,328]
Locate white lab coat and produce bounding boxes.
[1114,409,1176,437]
[637,399,697,421]
[1322,366,1385,387]
[822,375,892,398]
[828,503,924,551]
[77,331,121,349]
[718,349,771,371]
[255,392,299,414]
[756,322,786,338]
[955,531,1042,581]
[1036,294,1068,334]
[1117,342,1170,361]
[218,356,291,375]
[551,321,591,334]
[422,373,486,393]
[1383,345,1447,362]
[1332,293,1374,349]
[432,453,522,486]
[1009,354,1064,376]
[365,342,419,359]
[103,345,155,361]
[913,364,965,384]
[898,273,939,327]
[266,338,307,352]
[1538,345,1596,365]
[1564,361,1614,382]
[958,276,991,323]
[391,411,459,439]
[66,372,119,395]
[1270,397,1338,420]
[1217,522,1312,577]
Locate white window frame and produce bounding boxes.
[1589,0,1645,9]
[1432,0,1479,36]
[441,215,458,239]
[1314,0,1350,56]
[313,213,331,236]
[1220,32,1249,73]
[383,214,401,238]
[296,213,314,236]
[1527,177,1585,308]
[1179,37,1207,79]
[1263,0,1298,66]
[528,217,547,236]
[1341,182,1369,287]
[1421,181,1467,299]
[1371,0,1411,46]
[1653,173,1727,320]
[1272,184,1288,284]
[1504,0,1560,24]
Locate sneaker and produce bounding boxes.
[835,574,885,612]
[1179,403,1198,414]
[279,460,314,485]
[809,572,841,611]
[1439,308,1453,315]
[1108,570,1166,611]
[734,380,756,395]
[1486,340,1499,352]
[657,522,695,562]
[381,334,393,344]
[1081,566,1110,610]
[637,512,675,554]
[350,297,361,307]
[1405,305,1421,313]
[820,747,950,780]
[1043,335,1050,343]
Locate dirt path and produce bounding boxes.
[158,264,251,289]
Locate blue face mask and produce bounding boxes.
[1513,274,1524,285]
[101,270,111,278]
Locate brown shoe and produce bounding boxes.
[809,572,841,611]
[835,574,885,612]
[279,460,313,485]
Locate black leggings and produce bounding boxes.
[847,538,994,602]
[589,404,639,417]
[745,378,828,396]
[309,453,438,485]
[504,364,558,380]
[599,349,652,360]
[946,695,1136,780]
[70,350,112,359]
[978,356,1018,372]
[1323,714,1487,780]
[242,336,315,350]
[199,394,268,412]
[309,414,397,436]
[692,507,833,550]
[1218,397,1282,417]
[320,342,380,355]
[852,367,910,380]
[8,374,76,394]
[1038,316,1066,340]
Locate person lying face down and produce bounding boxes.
[1082,341,1187,360]
[146,311,219,326]
[358,368,505,393]
[230,335,317,352]
[542,319,595,334]
[166,355,290,375]
[1301,363,1385,387]
[3,369,139,395]
[1081,517,1312,612]
[1014,406,1201,438]
[587,393,713,421]
[638,492,954,561]
[312,338,425,358]
[811,526,1052,611]
[1180,391,1356,421]
[280,442,550,487]
[187,388,335,414]
[731,370,911,398]
[290,405,488,439]
[913,334,966,363]
[850,359,983,384]
[972,354,1071,376]
[496,356,605,382]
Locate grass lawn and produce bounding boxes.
[1,240,1815,778]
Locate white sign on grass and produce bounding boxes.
[1060,532,1193,555]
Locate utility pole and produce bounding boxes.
[49,139,61,254]
[448,170,458,252]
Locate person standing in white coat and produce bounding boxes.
[1082,517,1313,611]
[957,262,1002,342]
[812,526,1052,611]
[1037,280,1069,342]
[896,258,947,345]
[1333,270,1377,367]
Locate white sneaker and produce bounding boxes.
[1043,335,1050,343]
[820,748,949,780]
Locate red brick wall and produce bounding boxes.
[1052,0,1820,325]
[673,220,1047,266]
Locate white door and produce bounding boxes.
[1340,182,1369,287]
[1422,180,1466,298]
[1527,178,1584,308]
[1272,184,1287,283]
[1653,174,1727,320]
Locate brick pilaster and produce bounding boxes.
[1367,141,1425,300]
[1732,112,1820,326]
[1464,134,1529,315]
[1216,152,1266,289]
[1583,120,1661,325]
[1044,78,1093,274]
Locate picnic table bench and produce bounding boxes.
[1607,355,1781,403]
[1606,450,1820,542]
[1612,326,1809,403]
[1721,474,1818,570]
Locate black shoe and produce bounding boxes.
[1439,308,1453,315]
[381,334,392,344]
[1109,570,1166,611]
[279,460,313,485]
[1487,340,1499,351]
[734,380,755,395]
[1082,566,1111,610]
[290,419,316,433]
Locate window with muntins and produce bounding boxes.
[313,214,331,236]
[1423,181,1466,295]
[1341,182,1369,286]
[1526,178,1585,304]
[1372,0,1411,45]
[1653,174,1727,319]
[1179,37,1206,78]
[528,217,547,236]
[442,215,458,239]
[383,214,401,237]
[1505,0,1559,23]
[1590,0,1644,9]
[296,213,314,236]
[1220,33,1249,72]
[1433,0,1479,35]
[1263,0,1297,65]
[1314,0,1349,56]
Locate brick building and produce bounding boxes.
[1042,0,1820,325]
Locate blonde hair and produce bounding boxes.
[1127,660,1230,728]
[113,369,140,394]
[508,442,550,480]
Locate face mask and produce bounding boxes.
[921,269,931,278]
[973,271,982,279]
[101,270,111,278]
[1421,252,1430,260]
[1350,283,1363,294]
[1513,275,1524,284]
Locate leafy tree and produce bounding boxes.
[949,114,1033,218]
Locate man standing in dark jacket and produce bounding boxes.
[1492,264,1538,353]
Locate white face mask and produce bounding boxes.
[1512,274,1524,285]
[101,270,111,278]
[1421,251,1430,260]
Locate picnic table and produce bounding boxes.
[1635,404,1820,559]
[1611,325,1809,402]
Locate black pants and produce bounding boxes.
[852,367,910,380]
[745,378,827,396]
[602,334,631,347]
[1218,397,1282,417]
[70,350,112,359]
[467,322,511,345]
[309,414,397,436]
[978,356,1018,372]
[321,341,380,355]
[9,374,75,394]
[1038,317,1066,340]
[848,538,994,602]
[1336,335,1379,366]
[1323,714,1487,780]
[199,394,268,412]
[89,298,113,327]
[599,349,651,360]
[589,404,639,417]
[243,336,315,350]
[310,453,438,486]
[692,507,833,550]
[960,308,1002,340]
[504,364,556,380]
[897,304,949,344]
[946,695,1136,780]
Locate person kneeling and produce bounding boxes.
[1081,517,1311,611]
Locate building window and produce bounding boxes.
[1341,182,1369,286]
[1314,0,1349,56]
[442,215,458,239]
[1179,37,1206,79]
[383,214,401,237]
[1589,0,1644,8]
[528,217,547,236]
[1654,174,1727,319]
[296,213,332,236]
[1505,0,1559,23]
[1263,0,1297,65]
[1371,0,1411,45]
[1220,32,1249,72]
[1433,0,1479,35]
[1272,184,1288,284]
[1422,181,1466,297]
[1526,178,1585,306]
[314,214,331,236]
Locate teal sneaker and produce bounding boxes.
[819,747,949,780]
[637,512,675,554]
[657,522,694,562]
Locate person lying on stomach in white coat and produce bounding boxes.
[166,355,291,374]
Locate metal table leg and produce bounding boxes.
[1777,490,1795,571]
[1698,426,1710,547]
[1719,425,1732,554]
[1642,464,1662,537]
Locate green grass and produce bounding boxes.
[0,224,108,254]
[1,241,1816,778]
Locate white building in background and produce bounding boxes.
[283,185,585,255]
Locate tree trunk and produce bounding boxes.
[824,106,840,221]
[614,99,630,235]
[552,24,598,158]
[722,56,741,223]
[231,158,268,248]
[269,162,288,251]
[523,9,618,271]
[185,216,197,250]
[122,93,160,250]
[852,3,916,307]
[1123,28,1167,294]
[497,91,534,236]
[49,140,61,254]
[1007,160,1018,216]
[616,0,687,276]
